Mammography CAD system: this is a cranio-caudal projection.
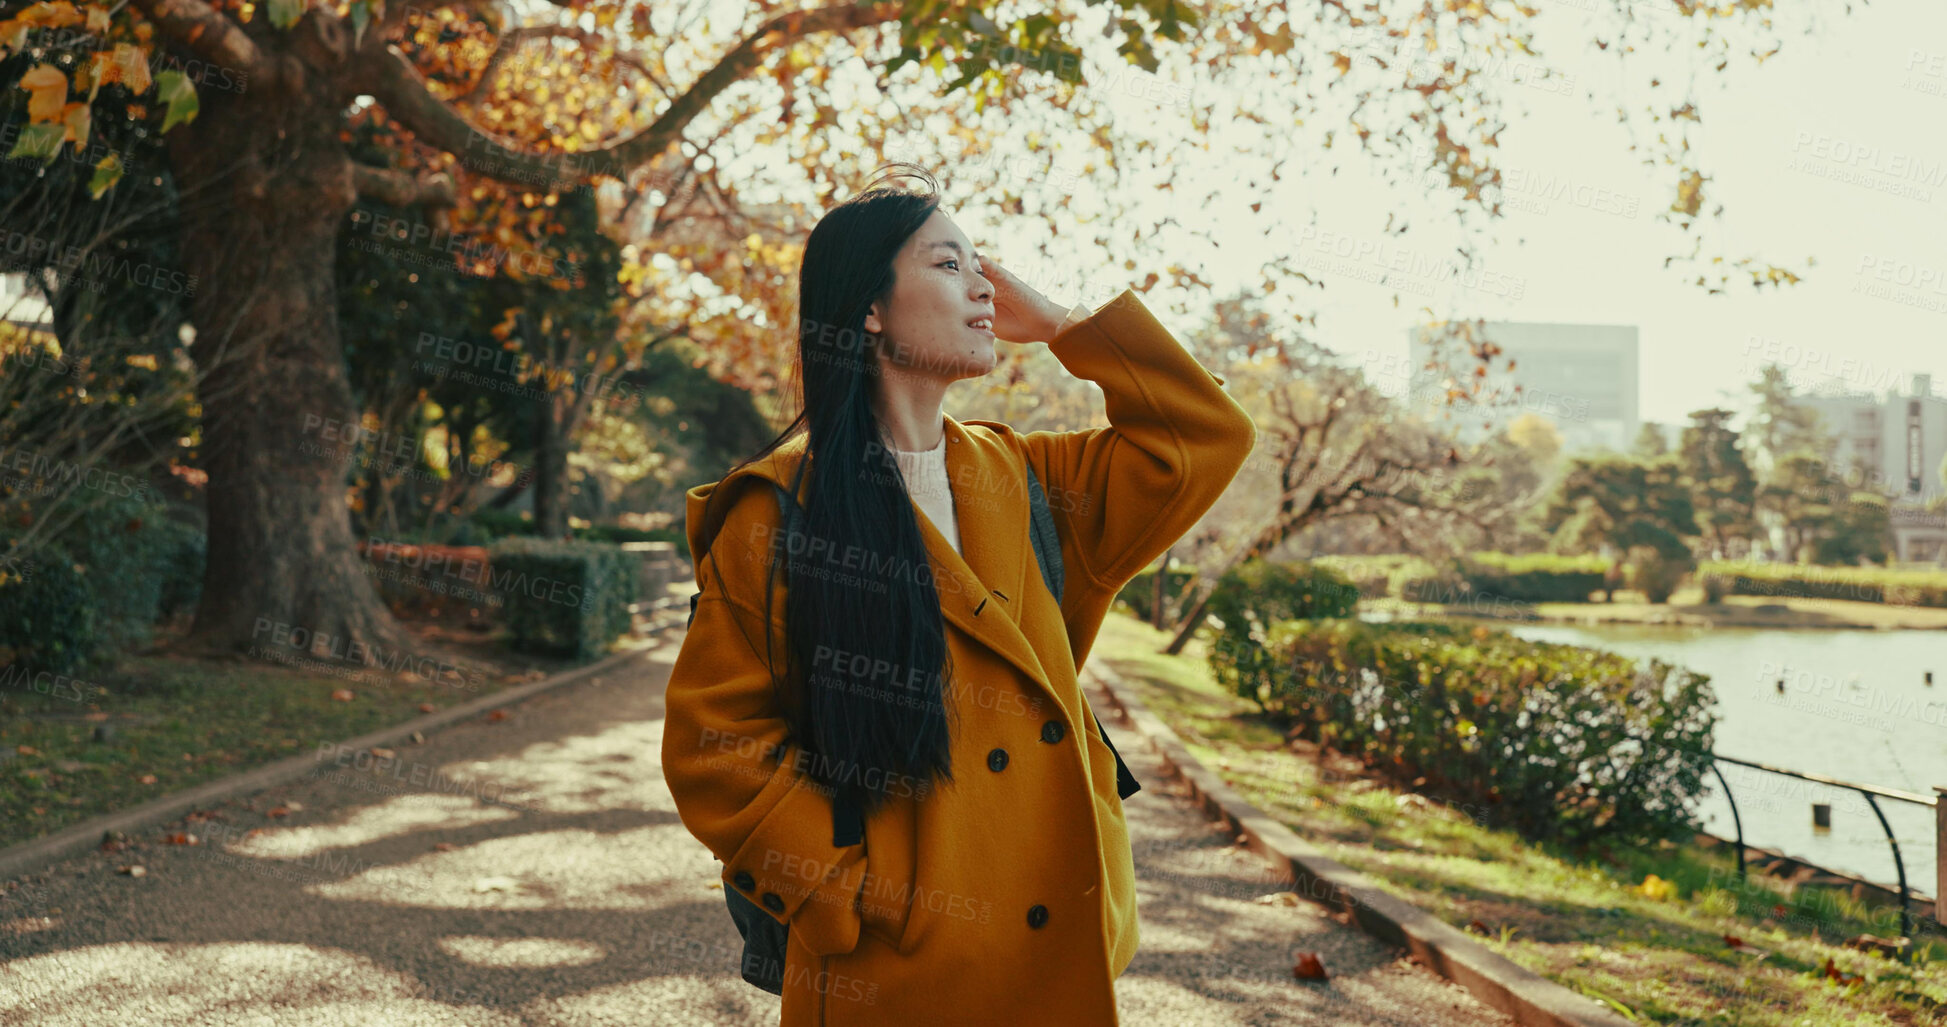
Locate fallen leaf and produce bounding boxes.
[265,805,290,818]
[433,842,455,852]
[1723,934,1744,948]
[486,709,508,722]
[418,703,436,713]
[330,689,355,702]
[161,832,197,845]
[369,747,395,759]
[119,865,145,877]
[1293,952,1328,980]
[138,773,157,785]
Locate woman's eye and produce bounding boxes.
[941,259,959,271]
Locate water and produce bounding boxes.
[1501,622,1946,900]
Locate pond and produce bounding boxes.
[1504,622,1945,900]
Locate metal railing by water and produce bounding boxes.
[1707,752,1938,940]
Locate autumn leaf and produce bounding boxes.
[330,688,354,701]
[87,151,123,198]
[20,63,67,122]
[61,100,89,147]
[156,69,199,132]
[268,0,304,30]
[1292,952,1328,980]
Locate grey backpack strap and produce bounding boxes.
[1021,460,1140,802]
[1023,463,1065,606]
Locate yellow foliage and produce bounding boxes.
[20,63,67,122]
[1633,874,1678,901]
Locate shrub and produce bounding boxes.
[0,543,96,676]
[1694,562,1947,608]
[576,523,686,546]
[1204,560,1360,635]
[469,508,535,539]
[1623,546,1690,604]
[1211,618,1716,848]
[487,537,637,658]
[0,496,205,674]
[1458,552,1610,603]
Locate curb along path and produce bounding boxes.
[4,629,1514,1025]
[1085,661,1636,1027]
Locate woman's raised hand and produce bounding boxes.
[978,255,1069,345]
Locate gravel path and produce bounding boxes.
[1,634,1514,1026]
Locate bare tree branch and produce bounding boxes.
[460,24,654,102]
[127,0,274,83]
[351,164,458,207]
[353,0,902,191]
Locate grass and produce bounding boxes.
[0,626,635,844]
[1094,610,1947,1026]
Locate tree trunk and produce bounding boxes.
[166,69,417,660]
[1163,579,1217,655]
[1150,547,1171,629]
[533,392,572,540]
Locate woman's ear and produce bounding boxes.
[863,302,883,335]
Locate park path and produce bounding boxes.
[1,630,1512,1027]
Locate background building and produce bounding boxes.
[1792,373,1946,563]
[1407,321,1640,454]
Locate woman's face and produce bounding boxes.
[863,209,998,387]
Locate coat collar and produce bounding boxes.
[694,413,1054,699]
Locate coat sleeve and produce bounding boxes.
[659,496,872,958]
[1018,288,1258,593]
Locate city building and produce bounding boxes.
[1406,321,1640,454]
[1792,373,1947,562]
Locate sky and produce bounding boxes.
[959,0,1947,428]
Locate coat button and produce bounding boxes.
[1027,904,1049,929]
[987,747,1009,772]
[762,892,785,913]
[733,871,755,892]
[1040,720,1065,744]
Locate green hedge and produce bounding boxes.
[1205,559,1359,632]
[576,523,685,546]
[1695,562,1947,608]
[1390,552,1610,605]
[1209,618,1716,848]
[487,537,637,658]
[0,495,205,676]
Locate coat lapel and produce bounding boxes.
[913,415,1056,702]
[757,418,1059,707]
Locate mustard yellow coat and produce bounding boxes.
[662,289,1256,1026]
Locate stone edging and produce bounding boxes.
[1084,660,1637,1027]
[0,630,678,885]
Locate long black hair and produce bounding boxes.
[697,163,959,819]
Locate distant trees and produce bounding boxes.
[1677,407,1755,559]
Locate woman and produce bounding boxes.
[660,164,1256,1026]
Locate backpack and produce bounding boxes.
[687,460,1141,995]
